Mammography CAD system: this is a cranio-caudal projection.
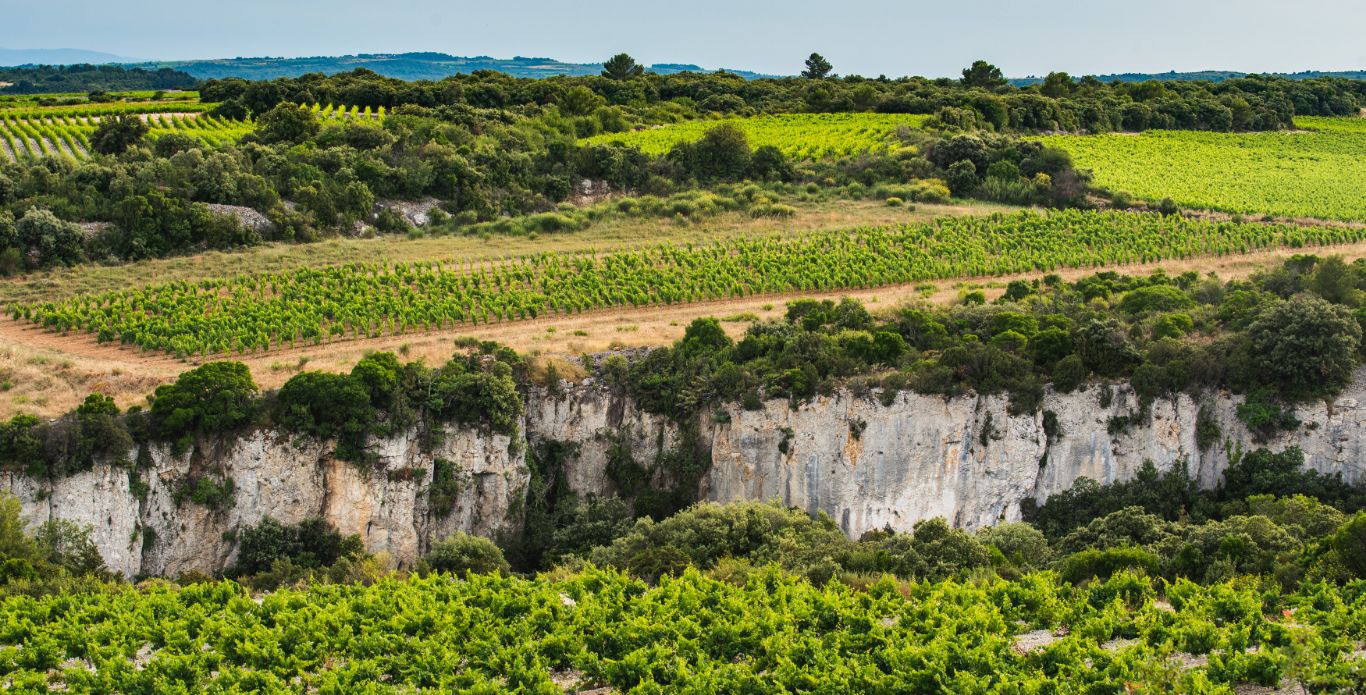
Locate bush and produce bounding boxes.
[944,159,979,197]
[977,522,1052,571]
[419,532,510,576]
[1331,513,1366,578]
[1247,295,1362,401]
[589,501,849,580]
[90,114,149,155]
[1118,285,1192,314]
[1051,354,1088,393]
[1059,546,1159,583]
[1218,447,1365,510]
[151,362,258,441]
[273,371,374,458]
[1025,462,1202,540]
[674,124,752,182]
[1235,389,1299,442]
[234,517,363,577]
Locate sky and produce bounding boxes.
[3,0,1364,77]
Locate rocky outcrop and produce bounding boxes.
[4,369,1365,578]
[203,204,276,236]
[375,199,442,227]
[2,426,525,578]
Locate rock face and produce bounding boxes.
[375,199,442,227]
[203,204,276,236]
[5,369,1365,578]
[2,427,524,578]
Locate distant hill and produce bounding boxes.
[1010,69,1366,86]
[0,64,197,94]
[9,49,1362,86]
[130,53,776,81]
[0,48,138,67]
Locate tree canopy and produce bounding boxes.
[801,53,834,80]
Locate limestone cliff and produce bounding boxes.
[4,370,1364,577]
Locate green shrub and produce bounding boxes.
[1331,513,1366,578]
[1235,389,1299,442]
[977,522,1052,571]
[1247,295,1361,401]
[151,362,258,440]
[1058,546,1159,583]
[234,517,363,577]
[419,532,511,576]
[427,459,463,517]
[1051,355,1088,393]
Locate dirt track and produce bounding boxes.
[5,239,1366,419]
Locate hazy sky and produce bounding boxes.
[4,0,1364,76]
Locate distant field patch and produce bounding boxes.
[581,113,927,159]
[1040,116,1366,221]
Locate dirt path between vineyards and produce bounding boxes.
[5,239,1366,418]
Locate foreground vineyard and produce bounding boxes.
[1040,116,1366,222]
[3,568,1364,692]
[581,113,927,158]
[15,210,1365,357]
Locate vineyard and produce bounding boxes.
[1040,116,1366,222]
[3,568,1364,692]
[304,102,388,120]
[580,113,927,158]
[0,101,380,162]
[14,210,1366,358]
[0,109,251,162]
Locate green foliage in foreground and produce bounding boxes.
[3,567,1366,692]
[18,210,1366,358]
[1040,117,1366,221]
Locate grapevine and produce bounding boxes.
[14,210,1366,358]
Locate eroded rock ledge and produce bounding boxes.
[5,369,1363,578]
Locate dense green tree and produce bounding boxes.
[601,53,645,81]
[273,371,374,458]
[234,517,363,576]
[1331,513,1366,578]
[420,533,511,576]
[255,104,321,144]
[944,160,979,197]
[1040,72,1075,98]
[558,85,607,116]
[977,522,1053,570]
[151,362,259,439]
[1247,295,1361,399]
[961,60,1008,90]
[801,53,834,80]
[675,124,753,181]
[90,114,150,155]
[14,208,83,268]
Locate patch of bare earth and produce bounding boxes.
[1012,629,1063,654]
